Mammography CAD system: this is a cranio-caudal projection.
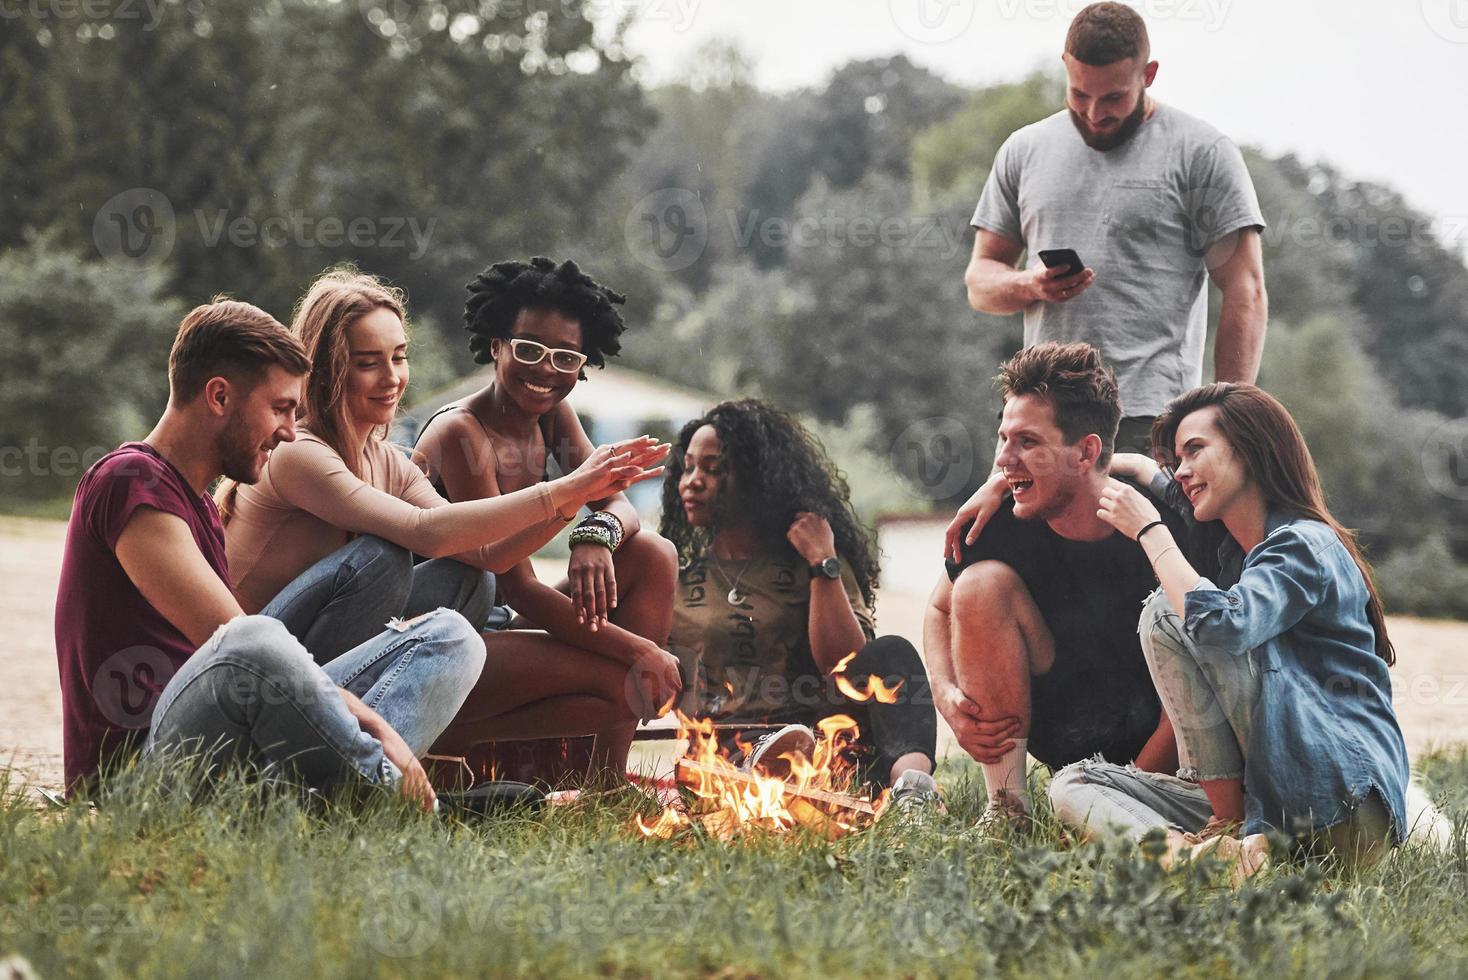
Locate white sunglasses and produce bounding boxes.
[500,338,588,374]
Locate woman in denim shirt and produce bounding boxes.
[1049,382,1409,875]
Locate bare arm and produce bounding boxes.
[1206,228,1268,384]
[115,508,245,648]
[494,561,653,665]
[784,515,869,674]
[964,229,1095,315]
[271,435,660,565]
[807,575,870,676]
[1130,711,1179,775]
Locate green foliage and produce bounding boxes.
[0,234,181,500]
[1375,537,1468,621]
[4,753,1468,978]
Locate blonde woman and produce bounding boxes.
[219,269,676,784]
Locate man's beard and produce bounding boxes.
[217,411,263,484]
[1069,94,1147,151]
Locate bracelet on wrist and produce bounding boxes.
[575,510,624,550]
[569,524,615,551]
[1136,519,1166,542]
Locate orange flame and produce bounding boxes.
[830,653,903,705]
[631,711,883,842]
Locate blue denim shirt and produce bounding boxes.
[1152,474,1410,841]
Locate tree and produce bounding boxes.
[0,234,181,501]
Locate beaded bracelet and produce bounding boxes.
[569,523,615,551]
[576,510,624,551]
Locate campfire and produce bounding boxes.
[634,655,902,841]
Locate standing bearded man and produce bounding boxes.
[963,1,1268,455]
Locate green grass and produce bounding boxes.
[3,753,1468,979]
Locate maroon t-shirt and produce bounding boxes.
[54,443,231,790]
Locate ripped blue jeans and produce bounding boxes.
[1049,589,1392,864]
[1050,587,1255,838]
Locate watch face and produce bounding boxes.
[817,557,840,579]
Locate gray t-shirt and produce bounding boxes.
[972,104,1264,417]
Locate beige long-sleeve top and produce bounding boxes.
[222,432,559,613]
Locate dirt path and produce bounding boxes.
[6,516,1466,791]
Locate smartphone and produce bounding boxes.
[1038,248,1084,277]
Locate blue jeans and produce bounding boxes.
[262,535,495,664]
[1050,590,1394,865]
[142,610,484,793]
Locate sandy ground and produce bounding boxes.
[5,515,1466,791]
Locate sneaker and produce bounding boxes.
[1183,814,1240,847]
[882,770,945,824]
[975,788,1033,836]
[437,781,546,819]
[741,724,817,779]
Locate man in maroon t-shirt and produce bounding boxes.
[54,299,484,805]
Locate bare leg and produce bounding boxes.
[948,561,1054,736]
[888,751,933,785]
[949,561,1054,810]
[549,530,678,787]
[593,531,676,784]
[429,631,639,752]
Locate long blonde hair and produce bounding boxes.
[219,267,408,524]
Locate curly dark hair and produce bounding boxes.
[659,399,881,609]
[463,257,627,376]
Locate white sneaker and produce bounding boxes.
[883,770,944,825]
[741,724,817,779]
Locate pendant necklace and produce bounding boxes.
[711,555,757,607]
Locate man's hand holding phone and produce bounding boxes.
[1029,248,1095,304]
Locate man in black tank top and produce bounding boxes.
[925,343,1206,825]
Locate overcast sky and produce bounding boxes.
[610,0,1468,254]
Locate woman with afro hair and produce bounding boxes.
[661,399,940,812]
[414,257,682,790]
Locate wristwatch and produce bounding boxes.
[809,556,841,580]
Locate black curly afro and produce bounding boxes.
[659,399,881,610]
[463,257,627,375]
